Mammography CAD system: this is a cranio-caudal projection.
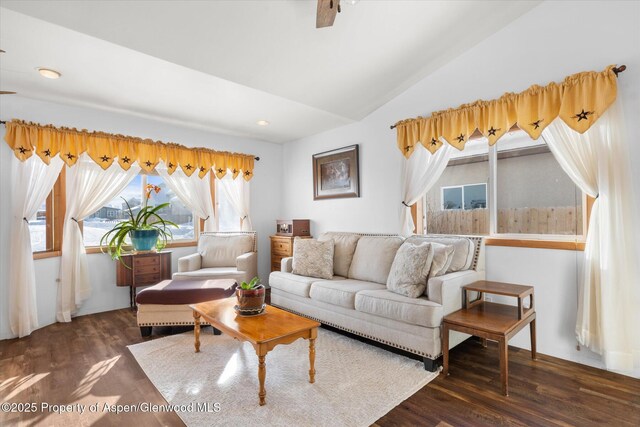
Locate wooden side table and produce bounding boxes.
[442,280,536,396]
[116,251,172,308]
[269,235,312,272]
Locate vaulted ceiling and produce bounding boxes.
[0,1,540,143]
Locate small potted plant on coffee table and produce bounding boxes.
[235,277,265,316]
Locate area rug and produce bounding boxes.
[128,328,439,427]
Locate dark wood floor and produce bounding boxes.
[1,309,638,427]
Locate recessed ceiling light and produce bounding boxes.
[257,120,270,126]
[37,68,61,79]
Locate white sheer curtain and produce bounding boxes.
[400,143,453,236]
[57,155,141,322]
[10,155,64,337]
[157,163,216,232]
[542,99,640,373]
[219,175,252,231]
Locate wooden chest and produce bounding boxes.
[116,251,172,287]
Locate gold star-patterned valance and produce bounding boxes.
[3,120,255,181]
[393,65,619,158]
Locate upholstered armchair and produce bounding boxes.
[173,231,258,284]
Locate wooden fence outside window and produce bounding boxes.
[426,206,583,236]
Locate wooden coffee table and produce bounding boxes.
[190,298,320,406]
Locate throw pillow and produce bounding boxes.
[386,242,434,298]
[318,232,361,277]
[429,242,455,277]
[292,238,334,280]
[348,236,404,285]
[405,236,472,273]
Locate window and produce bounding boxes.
[424,138,489,235]
[83,173,196,247]
[441,183,487,210]
[28,200,49,252]
[496,138,582,236]
[29,169,65,255]
[420,130,587,245]
[215,175,242,231]
[146,175,195,241]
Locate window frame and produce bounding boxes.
[198,171,216,234]
[84,170,201,253]
[33,168,66,260]
[414,131,591,251]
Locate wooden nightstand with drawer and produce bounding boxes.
[116,251,172,308]
[270,235,311,272]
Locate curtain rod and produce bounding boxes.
[388,64,628,130]
[0,120,260,161]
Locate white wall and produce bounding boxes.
[2,0,639,375]
[0,96,282,340]
[280,1,640,371]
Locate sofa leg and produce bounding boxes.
[213,327,222,336]
[423,357,439,372]
[140,326,152,337]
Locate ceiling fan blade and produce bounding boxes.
[0,91,17,95]
[316,0,339,28]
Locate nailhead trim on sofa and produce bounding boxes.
[271,303,440,359]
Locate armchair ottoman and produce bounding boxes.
[135,279,237,336]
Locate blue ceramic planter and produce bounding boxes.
[130,229,159,251]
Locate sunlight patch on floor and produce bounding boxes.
[217,352,239,385]
[71,355,120,399]
[1,373,50,400]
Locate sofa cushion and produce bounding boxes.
[318,232,361,277]
[387,242,434,298]
[429,243,455,278]
[292,238,334,279]
[199,234,254,268]
[173,267,245,280]
[309,279,386,309]
[355,289,443,328]
[348,236,403,284]
[406,235,474,273]
[269,272,343,298]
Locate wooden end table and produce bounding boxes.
[190,298,320,406]
[442,280,536,396]
[116,251,172,308]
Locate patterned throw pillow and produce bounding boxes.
[386,242,434,298]
[292,238,335,280]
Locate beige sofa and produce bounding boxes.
[173,231,258,283]
[268,232,485,371]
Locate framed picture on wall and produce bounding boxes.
[312,144,360,200]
